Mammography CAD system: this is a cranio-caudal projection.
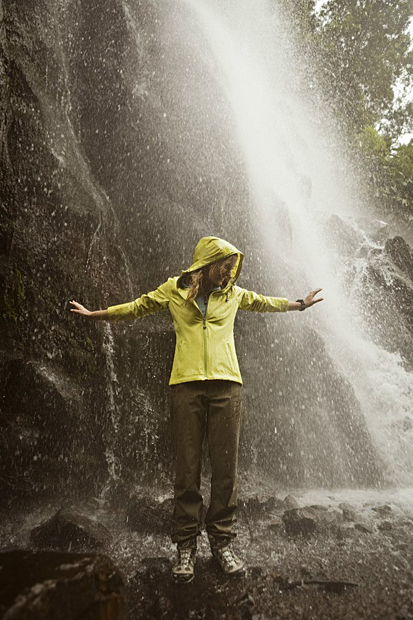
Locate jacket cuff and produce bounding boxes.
[279,298,289,312]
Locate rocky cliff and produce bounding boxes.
[4,0,410,506]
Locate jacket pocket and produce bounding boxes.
[224,340,237,374]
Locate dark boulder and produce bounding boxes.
[0,551,124,620]
[283,507,318,535]
[384,235,413,276]
[283,506,342,535]
[30,509,112,551]
[263,496,285,513]
[283,495,301,510]
[338,502,358,522]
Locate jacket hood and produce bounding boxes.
[178,236,244,288]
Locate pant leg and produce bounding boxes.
[205,381,243,542]
[170,381,207,545]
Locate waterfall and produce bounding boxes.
[171,0,413,484]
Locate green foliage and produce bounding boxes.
[278,0,318,36]
[357,127,413,221]
[315,0,413,135]
[390,141,413,215]
[359,126,389,157]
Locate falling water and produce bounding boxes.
[169,0,413,484]
[103,322,122,482]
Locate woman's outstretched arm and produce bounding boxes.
[69,278,173,322]
[69,301,108,320]
[237,287,323,312]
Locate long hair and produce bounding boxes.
[186,255,237,303]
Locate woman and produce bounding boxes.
[70,236,323,583]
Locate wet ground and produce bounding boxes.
[1,481,413,619]
[119,488,413,619]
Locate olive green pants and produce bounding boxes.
[170,380,243,546]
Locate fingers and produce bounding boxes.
[69,300,84,315]
[306,289,323,301]
[304,289,324,308]
[306,297,324,307]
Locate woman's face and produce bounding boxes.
[209,255,238,287]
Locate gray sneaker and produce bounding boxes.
[172,543,196,583]
[210,539,245,576]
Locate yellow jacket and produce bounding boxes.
[108,237,288,385]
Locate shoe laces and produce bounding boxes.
[217,545,237,566]
[178,548,194,569]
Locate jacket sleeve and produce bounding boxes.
[236,286,289,313]
[107,279,172,321]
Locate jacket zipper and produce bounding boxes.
[199,288,227,379]
[201,288,228,378]
[203,293,208,378]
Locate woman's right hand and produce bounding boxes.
[69,301,109,320]
[69,300,93,317]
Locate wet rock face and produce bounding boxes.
[325,215,413,369]
[385,235,413,276]
[0,358,107,501]
[0,551,124,620]
[363,234,413,368]
[323,214,363,257]
[0,0,136,502]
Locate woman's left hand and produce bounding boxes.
[304,288,324,308]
